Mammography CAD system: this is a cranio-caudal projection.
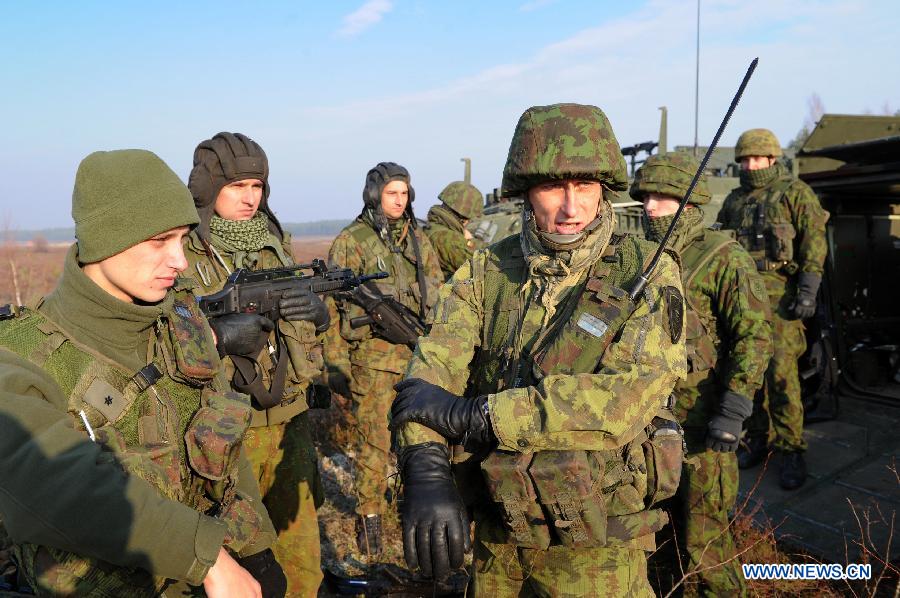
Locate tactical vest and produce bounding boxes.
[0,289,255,594]
[679,229,736,386]
[729,177,799,274]
[467,234,683,550]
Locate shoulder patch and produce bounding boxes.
[663,286,684,344]
[83,378,128,422]
[750,277,768,302]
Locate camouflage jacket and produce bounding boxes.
[654,209,774,428]
[326,214,442,375]
[0,246,273,591]
[716,162,828,287]
[398,219,686,453]
[183,229,326,427]
[426,204,480,281]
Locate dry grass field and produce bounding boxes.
[0,237,335,306]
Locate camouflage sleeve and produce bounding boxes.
[786,182,829,275]
[421,230,445,284]
[0,349,225,584]
[715,191,740,229]
[710,246,774,398]
[398,258,485,448]
[429,228,474,280]
[228,448,277,557]
[488,252,687,452]
[323,232,358,380]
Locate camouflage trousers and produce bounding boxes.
[673,430,747,597]
[470,520,655,598]
[348,364,401,516]
[746,295,807,452]
[243,412,324,598]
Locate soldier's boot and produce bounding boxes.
[736,436,770,470]
[356,514,383,557]
[779,451,807,490]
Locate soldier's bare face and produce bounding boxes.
[214,178,264,221]
[381,180,409,220]
[642,193,681,218]
[82,226,190,304]
[740,156,775,171]
[528,179,602,234]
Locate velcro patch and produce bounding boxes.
[83,378,128,422]
[750,277,768,302]
[663,286,684,344]
[576,313,609,338]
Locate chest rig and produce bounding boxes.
[0,291,255,592]
[679,229,736,384]
[469,234,683,550]
[730,177,798,274]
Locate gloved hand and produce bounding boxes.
[791,272,821,319]
[279,288,330,332]
[399,442,471,580]
[209,313,274,359]
[236,549,287,598]
[391,378,494,451]
[326,367,353,398]
[706,390,754,453]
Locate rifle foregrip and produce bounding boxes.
[350,315,375,329]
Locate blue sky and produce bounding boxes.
[3,0,898,229]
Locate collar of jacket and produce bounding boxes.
[40,244,173,372]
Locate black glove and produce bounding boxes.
[791,272,821,320]
[399,442,471,580]
[327,367,353,398]
[209,313,274,359]
[306,383,332,409]
[391,378,494,450]
[236,548,287,598]
[279,288,330,332]
[706,391,754,453]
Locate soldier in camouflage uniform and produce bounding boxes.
[717,129,829,490]
[0,150,284,597]
[390,104,687,596]
[182,133,328,597]
[425,181,484,280]
[632,152,773,597]
[325,162,442,554]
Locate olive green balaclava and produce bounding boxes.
[72,150,199,264]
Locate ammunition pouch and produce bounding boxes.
[94,426,184,503]
[164,297,219,386]
[641,414,685,506]
[480,451,551,549]
[184,389,253,503]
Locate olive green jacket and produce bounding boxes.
[0,247,272,586]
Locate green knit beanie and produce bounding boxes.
[72,150,199,263]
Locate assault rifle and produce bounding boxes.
[345,281,426,349]
[198,258,388,319]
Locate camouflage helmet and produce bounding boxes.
[501,103,628,197]
[735,128,783,159]
[438,181,483,220]
[629,151,711,205]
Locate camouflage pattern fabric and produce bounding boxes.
[242,412,324,598]
[471,524,655,597]
[501,103,628,197]
[717,163,827,452]
[426,204,481,280]
[734,128,782,159]
[629,151,711,205]
[346,366,403,515]
[438,180,484,220]
[326,212,442,515]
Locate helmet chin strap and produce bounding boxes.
[529,197,608,252]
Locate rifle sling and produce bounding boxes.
[408,225,428,321]
[230,330,289,410]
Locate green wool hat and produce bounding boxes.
[73,149,199,263]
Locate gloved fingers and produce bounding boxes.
[280,305,316,319]
[430,522,450,580]
[416,522,434,578]
[402,519,419,572]
[389,393,417,429]
[280,287,313,301]
[446,513,467,570]
[251,314,276,332]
